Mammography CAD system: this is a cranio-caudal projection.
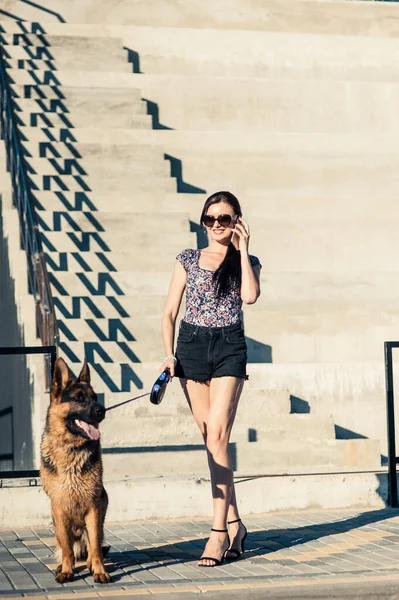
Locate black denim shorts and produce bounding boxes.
[174,320,248,383]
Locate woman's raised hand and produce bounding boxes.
[232,218,250,253]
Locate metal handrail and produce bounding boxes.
[0,45,59,351]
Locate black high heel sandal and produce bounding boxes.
[225,518,248,560]
[199,528,230,567]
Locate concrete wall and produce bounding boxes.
[0,171,34,471]
[0,470,390,528]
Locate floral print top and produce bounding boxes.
[176,249,261,327]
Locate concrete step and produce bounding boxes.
[4,54,130,73]
[37,211,190,232]
[101,129,399,156]
[16,107,149,129]
[108,407,333,440]
[25,149,399,196]
[60,310,399,337]
[22,141,165,161]
[56,339,167,363]
[52,295,170,319]
[1,470,391,528]
[102,380,287,410]
[28,172,173,192]
[2,1,399,36]
[157,152,399,197]
[242,194,399,220]
[55,318,160,344]
[12,85,141,102]
[101,438,381,478]
[26,157,168,179]
[101,410,335,447]
[18,124,399,154]
[52,291,392,319]
[62,375,291,416]
[55,315,399,363]
[40,231,196,252]
[247,220,399,273]
[45,271,178,297]
[0,33,124,51]
[41,251,178,274]
[33,191,201,213]
[126,74,399,133]
[243,316,399,364]
[29,134,399,161]
[14,95,146,116]
[51,354,358,393]
[50,357,390,453]
[5,68,142,89]
[57,350,285,392]
[255,271,399,301]
[45,250,186,272]
[2,38,124,54]
[54,357,382,399]
[48,269,399,299]
[120,28,399,81]
[249,296,399,314]
[3,41,124,58]
[21,126,399,186]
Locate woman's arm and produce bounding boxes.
[160,260,187,375]
[240,253,261,305]
[232,218,261,304]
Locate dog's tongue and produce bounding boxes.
[76,420,100,441]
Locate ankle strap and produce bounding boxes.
[211,527,228,533]
[227,518,242,525]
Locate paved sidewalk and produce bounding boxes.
[1,508,399,599]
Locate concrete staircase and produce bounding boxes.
[1,0,398,517]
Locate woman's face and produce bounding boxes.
[204,201,236,243]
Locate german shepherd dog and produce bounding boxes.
[40,357,111,584]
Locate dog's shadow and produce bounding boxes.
[68,509,398,583]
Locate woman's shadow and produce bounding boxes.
[100,506,397,583]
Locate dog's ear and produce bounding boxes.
[51,357,71,401]
[77,358,91,384]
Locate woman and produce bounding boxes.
[160,191,261,567]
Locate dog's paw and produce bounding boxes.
[93,570,111,584]
[55,566,74,584]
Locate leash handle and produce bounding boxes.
[105,392,150,412]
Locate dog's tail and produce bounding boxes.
[54,528,110,563]
[54,527,88,562]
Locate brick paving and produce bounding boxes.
[1,509,399,598]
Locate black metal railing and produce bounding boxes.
[0,406,13,470]
[0,345,56,478]
[385,341,399,507]
[0,42,59,355]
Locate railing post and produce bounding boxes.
[0,43,59,352]
[50,346,57,392]
[385,342,398,507]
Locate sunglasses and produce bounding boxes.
[202,214,237,228]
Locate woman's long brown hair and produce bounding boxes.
[200,191,242,298]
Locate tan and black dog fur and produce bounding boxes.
[40,357,110,584]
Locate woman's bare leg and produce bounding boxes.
[180,376,244,565]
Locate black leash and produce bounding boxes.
[105,368,171,412]
[105,392,150,412]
